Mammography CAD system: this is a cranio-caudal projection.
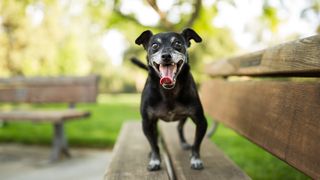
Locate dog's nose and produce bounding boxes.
[161,53,172,61]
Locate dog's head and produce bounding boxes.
[135,28,202,89]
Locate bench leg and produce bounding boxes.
[207,120,219,138]
[51,122,71,162]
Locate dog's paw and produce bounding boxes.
[181,142,192,150]
[147,159,161,171]
[190,156,204,170]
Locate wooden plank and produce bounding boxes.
[105,122,169,180]
[0,75,98,86]
[0,110,90,122]
[205,35,320,77]
[0,85,97,103]
[200,79,320,179]
[0,75,99,103]
[159,121,250,180]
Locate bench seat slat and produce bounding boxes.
[159,121,250,180]
[0,110,90,122]
[205,35,320,77]
[105,122,169,180]
[200,79,320,179]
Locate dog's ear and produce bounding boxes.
[135,30,153,50]
[181,28,202,47]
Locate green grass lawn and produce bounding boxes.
[211,124,309,180]
[0,94,141,147]
[0,93,309,179]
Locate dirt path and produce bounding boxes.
[0,144,112,180]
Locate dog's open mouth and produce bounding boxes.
[153,60,184,89]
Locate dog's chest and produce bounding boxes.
[148,103,193,122]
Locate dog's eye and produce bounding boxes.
[173,41,182,50]
[151,43,160,50]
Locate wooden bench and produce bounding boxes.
[0,75,99,161]
[200,35,320,179]
[105,121,250,180]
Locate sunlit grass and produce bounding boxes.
[211,124,309,180]
[0,93,141,147]
[0,93,309,179]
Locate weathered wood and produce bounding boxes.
[159,121,250,180]
[0,110,90,122]
[105,122,169,180]
[205,35,320,77]
[200,79,320,179]
[0,75,99,103]
[0,75,98,86]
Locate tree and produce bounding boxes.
[1,0,317,92]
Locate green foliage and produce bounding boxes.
[0,0,238,92]
[0,0,107,76]
[0,0,319,92]
[262,4,279,32]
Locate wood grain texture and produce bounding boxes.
[159,121,250,180]
[205,35,320,77]
[200,79,320,179]
[0,75,99,103]
[105,122,169,180]
[0,110,90,122]
[0,75,98,85]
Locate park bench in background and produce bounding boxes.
[201,35,320,179]
[0,75,99,161]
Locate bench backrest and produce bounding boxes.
[200,35,320,179]
[0,75,99,103]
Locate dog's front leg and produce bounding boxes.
[177,118,192,150]
[142,118,161,171]
[190,111,208,170]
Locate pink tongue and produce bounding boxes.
[160,76,173,85]
[159,65,175,85]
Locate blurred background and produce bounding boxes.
[0,0,319,179]
[1,0,319,92]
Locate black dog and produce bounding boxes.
[132,28,208,171]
